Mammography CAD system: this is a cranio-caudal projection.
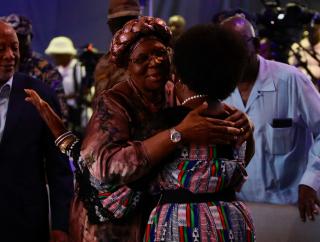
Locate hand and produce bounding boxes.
[298,184,320,222]
[223,104,254,148]
[25,89,67,138]
[24,88,47,112]
[50,230,69,242]
[176,102,241,145]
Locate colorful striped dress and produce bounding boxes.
[145,144,255,242]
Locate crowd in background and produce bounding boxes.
[2,4,320,137]
[0,0,320,241]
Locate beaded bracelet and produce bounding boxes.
[66,139,80,157]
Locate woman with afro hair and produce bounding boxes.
[144,24,256,242]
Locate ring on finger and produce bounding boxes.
[240,127,245,134]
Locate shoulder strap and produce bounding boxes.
[73,62,85,92]
[73,63,79,92]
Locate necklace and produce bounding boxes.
[181,94,207,106]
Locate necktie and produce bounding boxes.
[0,84,11,100]
[0,84,11,142]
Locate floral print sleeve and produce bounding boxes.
[80,91,151,186]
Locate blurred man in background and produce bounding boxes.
[168,15,186,42]
[222,15,320,222]
[93,0,140,98]
[45,36,86,135]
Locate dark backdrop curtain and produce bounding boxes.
[1,0,319,55]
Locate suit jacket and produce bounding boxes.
[0,73,74,242]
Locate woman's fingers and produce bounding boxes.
[225,110,242,122]
[179,102,244,144]
[203,118,241,144]
[24,89,48,113]
[25,89,38,106]
[205,116,235,127]
[223,109,254,142]
[25,88,36,97]
[205,117,238,133]
[24,89,40,103]
[223,103,236,114]
[234,117,247,127]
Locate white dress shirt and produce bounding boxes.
[224,56,320,204]
[0,76,13,142]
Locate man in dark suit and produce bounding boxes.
[0,21,73,242]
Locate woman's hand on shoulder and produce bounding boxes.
[24,88,47,112]
[24,89,67,138]
[223,103,254,148]
[175,102,241,145]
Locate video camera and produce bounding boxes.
[257,0,320,62]
[78,43,103,90]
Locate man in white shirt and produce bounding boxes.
[45,36,86,134]
[222,15,320,222]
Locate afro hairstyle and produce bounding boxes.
[173,24,249,101]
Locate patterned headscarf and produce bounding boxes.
[109,16,172,68]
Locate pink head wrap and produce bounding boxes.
[109,16,172,67]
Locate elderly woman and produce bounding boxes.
[144,25,255,241]
[25,17,247,242]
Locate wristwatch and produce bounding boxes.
[169,128,182,143]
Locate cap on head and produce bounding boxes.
[108,0,140,19]
[3,14,32,36]
[45,36,77,55]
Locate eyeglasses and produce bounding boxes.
[129,48,168,65]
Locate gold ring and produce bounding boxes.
[240,127,245,134]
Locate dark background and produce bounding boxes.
[1,0,319,55]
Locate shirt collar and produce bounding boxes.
[255,55,276,92]
[0,76,13,99]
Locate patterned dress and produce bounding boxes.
[70,80,169,242]
[145,143,255,242]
